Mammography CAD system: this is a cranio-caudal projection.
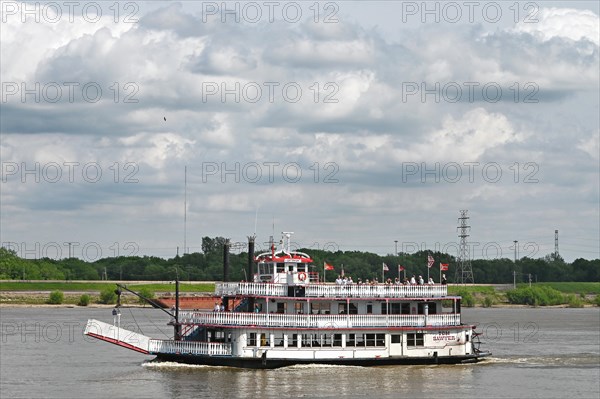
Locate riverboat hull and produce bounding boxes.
[153,351,492,369]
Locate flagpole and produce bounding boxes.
[439,264,441,285]
[382,264,384,283]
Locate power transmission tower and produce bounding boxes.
[455,210,474,284]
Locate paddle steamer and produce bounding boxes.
[84,232,490,368]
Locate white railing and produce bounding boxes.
[178,312,460,328]
[148,339,232,356]
[215,282,447,298]
[306,284,447,298]
[216,282,287,296]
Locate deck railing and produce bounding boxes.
[148,339,232,356]
[178,311,460,328]
[215,282,447,298]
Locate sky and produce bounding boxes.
[1,1,599,263]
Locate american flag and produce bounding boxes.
[382,263,389,271]
[427,255,434,268]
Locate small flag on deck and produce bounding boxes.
[399,265,405,272]
[324,262,334,271]
[427,255,434,268]
[440,263,449,271]
[382,263,389,271]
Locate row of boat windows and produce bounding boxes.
[246,332,426,348]
[258,263,308,274]
[269,302,438,315]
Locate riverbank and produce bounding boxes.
[1,288,598,308]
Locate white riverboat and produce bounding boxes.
[84,233,490,368]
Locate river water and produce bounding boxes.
[1,307,598,399]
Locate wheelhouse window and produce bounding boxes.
[276,263,285,273]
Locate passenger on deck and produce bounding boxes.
[441,274,448,285]
[428,277,434,285]
[213,302,220,312]
[410,275,417,285]
[418,275,424,285]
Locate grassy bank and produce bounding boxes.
[0,281,215,293]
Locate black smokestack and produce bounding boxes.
[247,235,255,281]
[223,239,230,282]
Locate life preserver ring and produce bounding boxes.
[298,272,307,281]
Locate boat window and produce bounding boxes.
[340,303,358,314]
[417,302,437,315]
[276,263,285,273]
[294,302,304,314]
[401,303,410,314]
[407,333,424,347]
[391,334,402,344]
[302,334,313,347]
[297,264,306,272]
[248,332,257,346]
[381,303,387,315]
[321,334,332,347]
[390,303,402,314]
[365,333,376,346]
[274,332,285,347]
[276,302,286,313]
[355,334,365,347]
[288,265,294,272]
[260,333,268,347]
[291,334,299,347]
[333,334,343,347]
[366,304,373,314]
[347,333,356,347]
[311,302,330,314]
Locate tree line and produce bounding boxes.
[0,237,598,283]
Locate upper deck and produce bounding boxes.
[216,282,447,299]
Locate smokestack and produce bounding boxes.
[223,239,230,282]
[247,235,255,281]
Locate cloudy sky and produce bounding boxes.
[1,1,598,263]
